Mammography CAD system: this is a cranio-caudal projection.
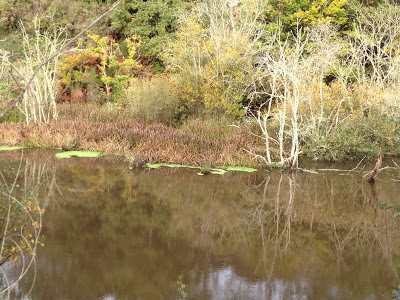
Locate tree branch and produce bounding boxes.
[0,254,11,267]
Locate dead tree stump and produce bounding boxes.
[367,148,382,183]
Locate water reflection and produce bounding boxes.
[0,151,399,299]
[0,155,52,299]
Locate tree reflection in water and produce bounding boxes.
[0,154,53,298]
[0,151,399,299]
[187,171,400,298]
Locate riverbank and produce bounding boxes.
[0,106,263,167]
[1,104,395,168]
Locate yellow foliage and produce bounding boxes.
[58,32,142,104]
[162,14,256,119]
[292,0,349,27]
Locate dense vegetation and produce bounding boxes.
[1,0,399,166]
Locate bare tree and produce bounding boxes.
[248,23,343,168]
[14,17,68,124]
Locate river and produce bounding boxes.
[0,149,399,299]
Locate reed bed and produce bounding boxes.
[0,117,262,167]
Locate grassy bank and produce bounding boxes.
[0,102,396,168]
[0,105,263,167]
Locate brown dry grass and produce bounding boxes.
[0,116,263,167]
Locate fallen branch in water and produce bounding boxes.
[317,156,366,173]
[347,156,366,174]
[317,168,353,172]
[298,168,318,174]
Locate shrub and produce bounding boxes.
[162,0,267,119]
[298,82,400,160]
[265,0,350,32]
[123,76,181,124]
[0,0,114,36]
[37,0,115,36]
[0,0,44,30]
[111,0,189,59]
[57,32,142,104]
[263,0,385,37]
[0,49,15,113]
[248,21,400,164]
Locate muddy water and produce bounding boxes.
[0,150,399,299]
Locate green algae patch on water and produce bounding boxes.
[0,146,25,151]
[55,151,104,159]
[225,166,257,172]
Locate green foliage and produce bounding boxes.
[1,0,114,38]
[0,49,19,120]
[263,0,388,39]
[0,79,17,120]
[0,108,25,123]
[58,32,142,104]
[111,0,189,58]
[2,0,400,163]
[38,1,114,36]
[265,0,350,34]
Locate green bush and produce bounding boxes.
[0,0,37,30]
[37,0,114,36]
[263,0,385,37]
[111,0,190,58]
[0,108,25,123]
[0,0,114,36]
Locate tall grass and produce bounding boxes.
[123,77,181,124]
[0,115,262,167]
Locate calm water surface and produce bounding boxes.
[0,150,399,299]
